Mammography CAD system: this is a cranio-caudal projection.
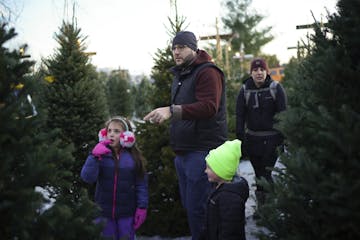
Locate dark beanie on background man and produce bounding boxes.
[172,31,198,51]
[250,58,269,73]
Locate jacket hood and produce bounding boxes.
[193,49,213,65]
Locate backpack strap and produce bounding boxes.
[242,84,251,106]
[269,81,278,101]
[243,80,278,106]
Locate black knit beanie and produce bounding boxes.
[172,31,198,51]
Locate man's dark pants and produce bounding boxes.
[174,151,211,240]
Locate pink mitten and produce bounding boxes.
[133,208,147,230]
[92,139,111,159]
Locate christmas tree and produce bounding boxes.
[136,46,189,237]
[106,69,133,117]
[38,21,109,239]
[0,21,43,239]
[0,22,102,240]
[41,20,108,188]
[258,0,360,239]
[135,11,190,237]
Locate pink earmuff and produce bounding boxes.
[120,131,136,148]
[98,128,107,142]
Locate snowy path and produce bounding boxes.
[238,160,270,240]
[138,160,272,240]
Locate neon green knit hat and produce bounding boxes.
[205,139,242,181]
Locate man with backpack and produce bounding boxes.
[236,58,287,207]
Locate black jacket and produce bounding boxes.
[236,76,287,157]
[235,76,287,141]
[201,177,249,240]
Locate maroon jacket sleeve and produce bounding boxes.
[181,67,223,120]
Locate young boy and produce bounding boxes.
[201,139,249,240]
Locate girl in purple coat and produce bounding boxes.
[81,117,148,240]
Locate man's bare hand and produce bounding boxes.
[143,106,171,124]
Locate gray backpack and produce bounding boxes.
[242,81,278,106]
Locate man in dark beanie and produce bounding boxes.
[236,58,287,209]
[172,31,198,51]
[144,31,227,240]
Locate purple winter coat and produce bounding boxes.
[81,150,148,219]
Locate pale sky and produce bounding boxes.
[9,0,337,76]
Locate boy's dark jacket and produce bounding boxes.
[200,176,249,240]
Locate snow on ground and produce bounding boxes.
[238,160,271,240]
[138,159,279,240]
